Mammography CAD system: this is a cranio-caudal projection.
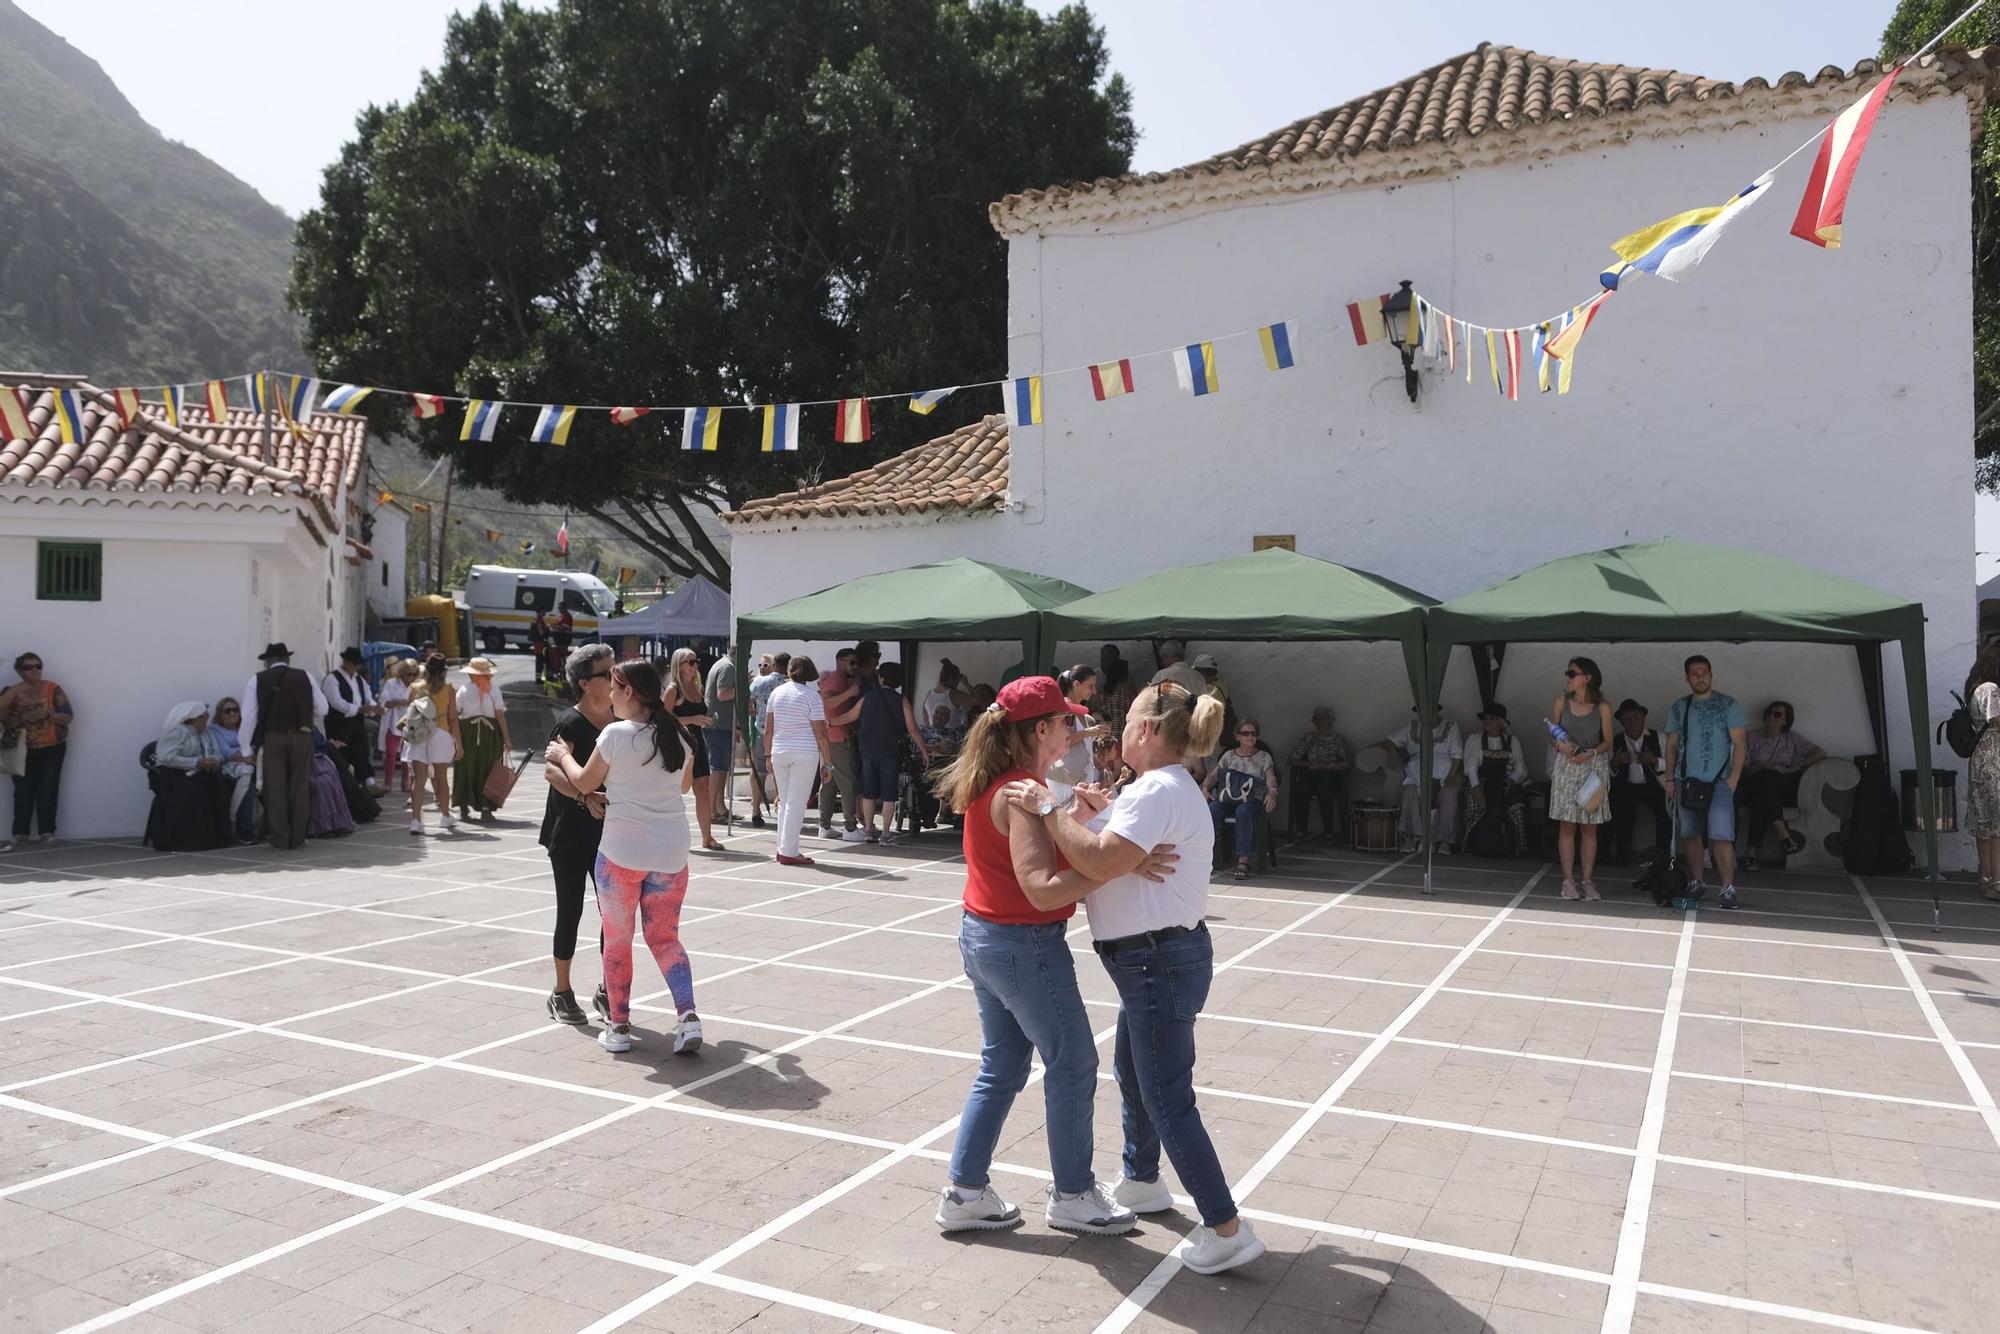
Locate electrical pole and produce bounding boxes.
[435,455,456,594]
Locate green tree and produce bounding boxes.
[289,0,1134,586]
[1882,2,2000,485]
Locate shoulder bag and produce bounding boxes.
[1675,696,1715,813]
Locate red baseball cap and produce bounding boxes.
[993,676,1089,722]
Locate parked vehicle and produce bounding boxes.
[463,565,614,653]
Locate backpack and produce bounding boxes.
[1939,691,1989,760]
[1842,754,1914,876]
[399,690,439,748]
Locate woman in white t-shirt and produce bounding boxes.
[762,655,833,867]
[546,658,702,1057]
[1000,680,1265,1278]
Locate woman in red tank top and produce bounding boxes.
[929,676,1169,1238]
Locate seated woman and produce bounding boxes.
[209,697,258,844]
[1740,700,1826,869]
[147,702,233,852]
[1464,705,1530,856]
[307,730,358,837]
[1202,717,1279,880]
[1286,706,1352,842]
[916,705,966,831]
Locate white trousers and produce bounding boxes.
[773,750,818,857]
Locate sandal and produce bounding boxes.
[1783,831,1807,856]
[701,840,725,852]
[1233,863,1250,881]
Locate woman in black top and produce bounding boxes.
[540,644,616,1024]
[664,647,722,851]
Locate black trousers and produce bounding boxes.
[1287,768,1346,838]
[332,712,373,785]
[1740,769,1803,834]
[548,840,599,961]
[1609,779,1669,862]
[12,742,64,837]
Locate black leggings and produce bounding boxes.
[549,842,599,961]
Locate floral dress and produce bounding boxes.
[1966,682,2000,838]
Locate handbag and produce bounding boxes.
[1217,762,1268,805]
[482,747,531,809]
[1674,695,1715,812]
[0,728,25,778]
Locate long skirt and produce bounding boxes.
[453,716,504,813]
[145,768,232,852]
[307,755,357,837]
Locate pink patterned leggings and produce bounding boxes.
[593,854,694,1024]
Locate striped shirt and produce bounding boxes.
[766,680,826,754]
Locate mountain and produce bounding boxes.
[0,0,302,382]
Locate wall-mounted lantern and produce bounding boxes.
[1382,279,1420,404]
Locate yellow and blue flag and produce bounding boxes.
[461,398,502,442]
[531,404,576,446]
[323,384,373,413]
[1173,342,1219,397]
[909,388,955,415]
[52,388,85,444]
[1008,376,1042,427]
[761,403,800,453]
[277,376,319,431]
[1602,171,1774,290]
[162,384,187,427]
[682,406,721,452]
[244,372,268,414]
[1258,322,1296,371]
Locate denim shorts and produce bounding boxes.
[1676,778,1735,842]
[857,748,899,801]
[703,727,732,771]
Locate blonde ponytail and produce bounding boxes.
[1185,694,1225,757]
[1131,680,1224,759]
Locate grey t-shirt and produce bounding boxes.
[704,656,737,732]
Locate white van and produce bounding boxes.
[463,565,615,654]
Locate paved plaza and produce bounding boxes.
[3,800,2000,1334]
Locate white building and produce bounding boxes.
[0,378,372,837]
[733,44,1988,853]
[364,496,410,626]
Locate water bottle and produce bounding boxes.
[1545,719,1575,749]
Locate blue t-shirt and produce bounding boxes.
[857,685,905,753]
[1666,692,1746,783]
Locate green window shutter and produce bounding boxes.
[36,541,102,602]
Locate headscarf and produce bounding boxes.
[164,700,208,728]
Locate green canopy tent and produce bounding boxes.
[734,557,1093,715]
[1045,547,1438,864]
[1422,538,1940,917]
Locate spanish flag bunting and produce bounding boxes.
[1791,70,1899,250]
[1258,322,1296,371]
[1504,329,1522,402]
[834,398,871,443]
[761,403,800,453]
[1008,376,1042,427]
[609,406,650,425]
[460,399,502,442]
[909,388,955,415]
[323,384,373,413]
[376,490,394,505]
[0,386,31,439]
[1347,294,1391,346]
[1173,341,1219,397]
[617,566,637,586]
[110,387,142,430]
[204,379,229,422]
[1089,358,1134,401]
[52,388,85,444]
[410,394,446,419]
[682,406,722,452]
[1545,290,1612,361]
[530,404,576,446]
[162,384,186,427]
[484,528,500,541]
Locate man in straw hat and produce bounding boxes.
[239,643,327,850]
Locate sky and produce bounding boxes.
[19,0,1903,218]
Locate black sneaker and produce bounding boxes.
[547,989,587,1024]
[592,983,610,1022]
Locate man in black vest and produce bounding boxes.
[239,643,327,851]
[322,648,381,791]
[1609,698,1669,865]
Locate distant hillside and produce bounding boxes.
[0,0,302,382]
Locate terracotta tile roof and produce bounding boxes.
[0,381,366,540]
[991,43,2000,233]
[725,414,1008,525]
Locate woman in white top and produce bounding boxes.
[1002,680,1265,1278]
[1045,665,1107,804]
[545,658,702,1056]
[377,660,417,794]
[762,655,833,867]
[453,657,511,821]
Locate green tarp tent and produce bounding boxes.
[1044,548,1436,702]
[735,556,1092,683]
[1423,538,1939,906]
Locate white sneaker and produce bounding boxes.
[1045,1181,1137,1235]
[439,812,458,831]
[598,1023,632,1053]
[35,833,55,845]
[672,1013,703,1055]
[935,1184,1023,1232]
[408,817,423,836]
[1178,1219,1265,1275]
[841,827,870,843]
[1113,1175,1175,1214]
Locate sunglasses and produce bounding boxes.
[1236,729,1258,736]
[19,664,42,672]
[1564,669,1582,678]
[219,706,240,714]
[578,669,611,682]
[1765,709,1785,718]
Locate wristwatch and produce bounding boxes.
[1035,797,1060,818]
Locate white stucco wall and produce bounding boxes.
[732,93,1977,858]
[368,505,410,624]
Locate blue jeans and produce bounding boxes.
[1676,777,1736,842]
[1208,797,1258,859]
[948,911,1098,1194]
[1099,924,1237,1227]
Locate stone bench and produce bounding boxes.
[1734,755,1859,873]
